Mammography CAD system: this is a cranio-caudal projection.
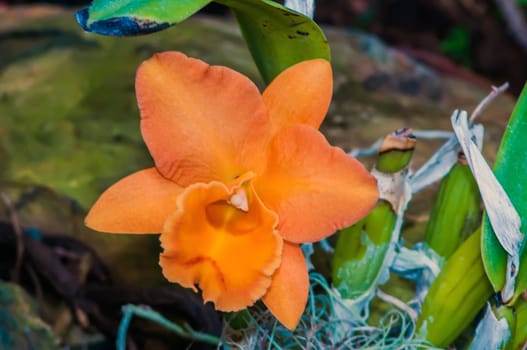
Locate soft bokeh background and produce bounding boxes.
[0,1,525,349]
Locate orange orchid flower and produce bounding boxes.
[86,52,378,330]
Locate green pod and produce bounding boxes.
[481,83,527,304]
[416,229,494,347]
[333,129,415,300]
[495,305,516,337]
[425,154,481,259]
[507,299,527,350]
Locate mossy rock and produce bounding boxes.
[0,12,259,210]
[0,280,58,350]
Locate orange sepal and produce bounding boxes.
[85,168,183,234]
[262,242,308,330]
[263,59,332,135]
[136,51,270,186]
[255,125,378,243]
[159,179,283,311]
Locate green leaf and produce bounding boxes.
[481,83,527,304]
[76,0,212,36]
[217,0,330,83]
[76,0,330,84]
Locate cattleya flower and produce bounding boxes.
[86,52,378,329]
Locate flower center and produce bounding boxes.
[228,188,249,212]
[202,172,262,234]
[159,179,282,311]
[205,186,259,234]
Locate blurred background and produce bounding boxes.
[0,1,525,349]
[3,0,527,95]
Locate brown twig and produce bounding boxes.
[0,191,24,282]
[26,263,44,306]
[469,82,509,123]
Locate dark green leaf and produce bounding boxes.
[76,0,211,36]
[76,0,331,83]
[218,0,330,83]
[481,83,527,304]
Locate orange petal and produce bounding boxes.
[159,178,283,311]
[136,51,270,186]
[263,59,332,135]
[86,168,183,233]
[262,242,308,330]
[254,125,378,243]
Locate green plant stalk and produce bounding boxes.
[416,229,494,347]
[507,299,527,350]
[376,146,414,174]
[333,129,415,300]
[333,202,396,299]
[425,154,481,259]
[486,305,515,350]
[495,305,516,337]
[482,83,527,304]
[374,128,416,175]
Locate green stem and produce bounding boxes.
[332,128,416,300]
